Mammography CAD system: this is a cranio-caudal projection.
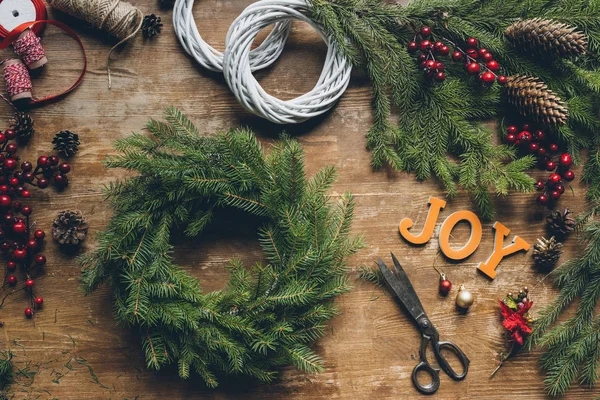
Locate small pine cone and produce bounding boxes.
[142,14,163,38]
[504,75,568,125]
[546,208,576,239]
[52,210,88,246]
[52,130,80,157]
[532,236,563,270]
[505,18,588,58]
[10,111,34,142]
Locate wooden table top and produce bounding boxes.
[0,1,596,399]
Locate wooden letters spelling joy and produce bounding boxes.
[399,197,530,279]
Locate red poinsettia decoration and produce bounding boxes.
[499,299,533,346]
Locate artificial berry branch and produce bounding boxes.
[0,127,73,318]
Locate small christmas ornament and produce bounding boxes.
[142,14,163,38]
[9,112,34,143]
[455,284,474,309]
[532,236,563,270]
[504,75,568,125]
[52,130,80,158]
[433,259,452,295]
[546,208,576,239]
[52,210,88,246]
[491,287,533,378]
[505,18,588,58]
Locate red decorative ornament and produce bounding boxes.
[439,276,452,295]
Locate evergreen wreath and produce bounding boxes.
[308,0,600,219]
[79,108,363,386]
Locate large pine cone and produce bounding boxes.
[52,210,88,246]
[546,208,576,239]
[10,112,34,142]
[505,18,588,58]
[53,130,80,158]
[504,75,568,125]
[532,236,563,270]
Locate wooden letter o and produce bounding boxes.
[438,210,483,260]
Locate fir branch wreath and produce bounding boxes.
[79,108,363,386]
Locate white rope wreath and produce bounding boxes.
[173,0,352,124]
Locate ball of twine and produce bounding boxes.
[173,0,352,125]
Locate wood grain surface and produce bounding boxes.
[0,0,596,399]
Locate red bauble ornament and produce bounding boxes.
[534,180,545,190]
[7,275,16,286]
[548,173,562,184]
[439,277,452,296]
[481,71,495,83]
[466,37,478,48]
[24,308,33,318]
[486,60,500,71]
[466,62,480,75]
[549,143,559,152]
[545,161,557,171]
[420,40,432,51]
[434,72,446,82]
[35,254,46,266]
[25,279,34,288]
[563,170,575,181]
[408,41,418,52]
[35,297,43,306]
[34,229,45,240]
[497,75,507,85]
[537,194,549,205]
[12,221,26,234]
[559,153,572,167]
[12,248,26,261]
[420,26,431,36]
[452,51,463,61]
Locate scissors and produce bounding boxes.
[377,253,470,394]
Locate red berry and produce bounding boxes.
[0,186,7,193]
[21,190,30,198]
[34,229,45,240]
[0,241,10,251]
[506,133,516,143]
[20,205,31,216]
[559,153,572,167]
[6,261,15,270]
[3,158,16,170]
[37,156,49,167]
[507,125,518,134]
[8,178,18,187]
[548,173,562,184]
[7,276,16,286]
[466,37,478,48]
[483,52,494,61]
[49,156,59,166]
[497,75,507,85]
[478,48,488,56]
[420,26,431,36]
[0,195,10,207]
[546,160,557,171]
[518,131,532,143]
[419,60,427,69]
[24,308,32,318]
[533,130,545,141]
[408,41,418,52]
[563,170,575,181]
[466,62,480,75]
[59,163,71,174]
[26,239,37,250]
[21,161,32,171]
[486,60,500,71]
[418,53,427,62]
[4,129,15,139]
[25,279,34,288]
[434,72,446,82]
[452,51,463,61]
[23,172,34,182]
[425,59,436,69]
[529,142,539,152]
[0,134,6,144]
[53,174,67,186]
[12,248,26,261]
[439,45,450,55]
[538,147,547,156]
[550,190,561,200]
[435,61,445,71]
[420,40,432,51]
[480,71,495,83]
[466,48,478,59]
[522,123,531,131]
[434,41,444,49]
[556,184,565,194]
[12,221,26,234]
[537,194,549,205]
[5,144,16,154]
[549,143,559,152]
[35,254,46,266]
[534,180,545,190]
[35,297,43,306]
[37,178,49,189]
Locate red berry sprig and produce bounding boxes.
[408,26,449,82]
[504,123,575,205]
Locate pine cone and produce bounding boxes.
[10,111,34,142]
[504,75,568,125]
[52,210,88,246]
[52,130,80,157]
[546,208,576,239]
[142,14,163,38]
[532,236,563,269]
[505,18,588,58]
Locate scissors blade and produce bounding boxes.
[377,254,427,323]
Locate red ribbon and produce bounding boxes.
[0,20,86,106]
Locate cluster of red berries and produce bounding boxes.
[407,27,507,85]
[0,128,73,318]
[505,123,575,205]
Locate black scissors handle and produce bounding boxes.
[412,336,470,394]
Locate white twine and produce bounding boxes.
[173,0,351,124]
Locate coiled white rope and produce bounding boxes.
[173,0,352,124]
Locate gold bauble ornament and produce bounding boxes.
[455,284,474,309]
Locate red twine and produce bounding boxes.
[12,29,47,69]
[3,59,32,102]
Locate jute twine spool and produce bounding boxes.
[47,0,143,87]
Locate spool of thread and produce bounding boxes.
[3,58,32,102]
[13,28,47,69]
[47,0,144,87]
[0,0,46,38]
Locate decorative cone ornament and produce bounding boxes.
[532,236,563,269]
[505,18,588,58]
[504,75,568,125]
[52,130,80,158]
[546,208,576,239]
[10,112,34,142]
[52,210,88,246]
